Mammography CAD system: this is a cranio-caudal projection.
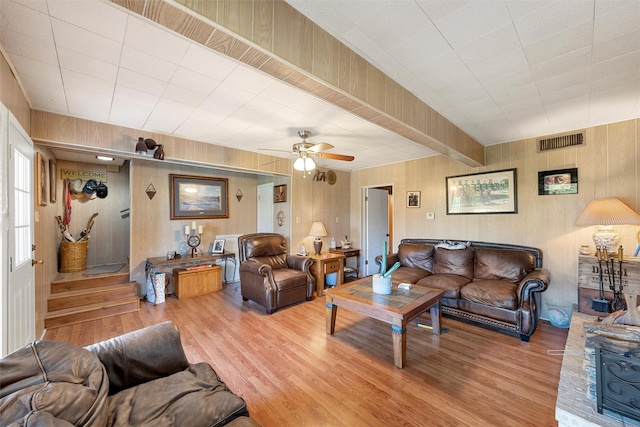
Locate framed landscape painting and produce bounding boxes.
[446,168,517,215]
[170,174,229,220]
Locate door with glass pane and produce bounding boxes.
[0,106,35,356]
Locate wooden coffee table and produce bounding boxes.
[324,277,443,368]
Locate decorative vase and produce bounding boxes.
[579,245,591,255]
[372,273,392,295]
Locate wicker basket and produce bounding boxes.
[59,240,88,273]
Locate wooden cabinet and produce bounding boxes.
[309,253,345,297]
[173,266,222,299]
[329,247,360,282]
[578,255,640,315]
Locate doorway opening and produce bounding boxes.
[361,185,393,277]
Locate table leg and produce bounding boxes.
[391,321,406,368]
[430,302,441,335]
[326,302,337,334]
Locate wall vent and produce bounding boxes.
[537,131,585,152]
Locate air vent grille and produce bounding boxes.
[538,131,585,152]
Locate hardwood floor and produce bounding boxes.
[45,283,568,427]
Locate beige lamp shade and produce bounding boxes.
[309,221,328,255]
[575,198,640,253]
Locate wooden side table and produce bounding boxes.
[309,253,345,297]
[329,247,360,281]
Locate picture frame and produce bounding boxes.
[212,239,225,254]
[274,184,287,203]
[538,168,578,195]
[49,159,57,203]
[36,152,47,206]
[170,174,229,220]
[446,168,517,215]
[407,191,421,208]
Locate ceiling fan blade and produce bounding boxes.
[308,142,334,153]
[314,152,355,162]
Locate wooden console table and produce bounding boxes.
[146,252,236,294]
[309,252,345,297]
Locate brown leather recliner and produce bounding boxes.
[238,233,314,314]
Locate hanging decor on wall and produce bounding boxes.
[170,174,229,220]
[146,183,157,200]
[236,189,243,202]
[446,168,518,215]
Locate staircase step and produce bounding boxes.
[47,282,137,312]
[45,296,140,329]
[51,272,130,293]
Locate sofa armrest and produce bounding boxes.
[517,268,550,304]
[286,254,312,272]
[374,253,400,274]
[85,321,189,395]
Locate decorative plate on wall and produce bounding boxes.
[326,170,336,185]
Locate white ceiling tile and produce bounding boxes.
[8,54,62,86]
[546,95,590,131]
[117,68,167,97]
[162,84,208,107]
[223,65,274,95]
[504,0,555,21]
[523,22,593,67]
[415,0,469,22]
[124,17,189,64]
[593,1,640,43]
[514,1,594,47]
[180,44,238,81]
[457,24,521,67]
[471,48,529,83]
[120,45,178,83]
[10,0,48,14]
[47,0,127,42]
[433,1,512,49]
[1,1,52,40]
[592,29,640,63]
[0,28,58,65]
[58,47,118,83]
[144,99,195,134]
[170,67,220,95]
[530,46,592,81]
[51,18,122,64]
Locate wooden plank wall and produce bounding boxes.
[351,118,640,317]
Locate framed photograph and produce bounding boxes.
[36,152,47,206]
[274,184,287,203]
[212,239,225,254]
[407,191,421,208]
[538,168,578,195]
[446,168,517,215]
[170,174,229,220]
[49,159,57,203]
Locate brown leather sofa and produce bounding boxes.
[376,239,550,341]
[0,321,260,427]
[238,233,314,314]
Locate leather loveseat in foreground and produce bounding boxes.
[0,321,260,427]
[376,239,550,341]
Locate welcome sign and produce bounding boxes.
[60,169,107,182]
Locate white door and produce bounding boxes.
[363,187,390,276]
[257,183,273,232]
[1,107,35,357]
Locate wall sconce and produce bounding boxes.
[277,210,285,226]
[146,184,157,200]
[236,189,243,202]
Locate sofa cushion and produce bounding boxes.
[461,280,518,310]
[397,243,435,272]
[416,274,470,299]
[272,268,308,290]
[391,266,431,284]
[107,363,250,427]
[433,247,475,279]
[474,248,536,283]
[252,255,287,269]
[0,341,109,427]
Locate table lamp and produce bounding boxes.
[309,221,328,255]
[575,198,640,254]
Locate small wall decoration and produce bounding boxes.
[538,168,578,195]
[36,152,47,206]
[212,239,225,254]
[407,191,421,208]
[170,174,229,220]
[274,184,287,203]
[49,159,57,203]
[446,168,517,215]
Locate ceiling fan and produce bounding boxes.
[260,130,354,176]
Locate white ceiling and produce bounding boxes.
[1,0,638,171]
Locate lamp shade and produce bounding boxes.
[135,137,148,155]
[575,198,640,226]
[308,221,328,237]
[293,156,316,172]
[575,198,640,253]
